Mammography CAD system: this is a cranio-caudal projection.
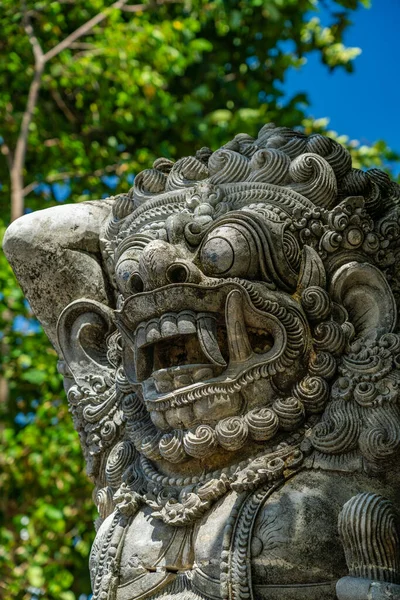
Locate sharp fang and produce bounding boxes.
[197,314,226,367]
[225,290,253,364]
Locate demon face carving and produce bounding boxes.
[5,124,400,600]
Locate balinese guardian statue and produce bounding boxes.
[4,123,400,600]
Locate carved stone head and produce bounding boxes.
[5,122,400,531]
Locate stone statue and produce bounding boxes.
[5,123,400,600]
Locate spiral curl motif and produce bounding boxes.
[159,430,187,463]
[311,138,352,179]
[283,231,301,270]
[105,440,136,488]
[354,382,377,408]
[247,148,290,185]
[183,425,218,458]
[293,375,330,414]
[359,406,400,466]
[140,433,162,461]
[301,286,331,322]
[67,384,84,406]
[121,392,146,418]
[225,133,258,158]
[273,397,305,431]
[100,420,117,443]
[380,333,400,354]
[153,157,174,173]
[309,351,337,379]
[115,365,132,391]
[215,416,249,451]
[111,194,134,220]
[244,407,279,441]
[306,134,332,157]
[313,321,346,356]
[166,156,209,191]
[132,169,167,205]
[288,153,337,208]
[126,418,157,451]
[95,486,115,520]
[208,149,251,184]
[320,231,343,253]
[311,400,360,454]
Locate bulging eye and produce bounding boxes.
[199,225,258,278]
[115,258,143,295]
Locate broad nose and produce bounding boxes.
[138,240,202,291]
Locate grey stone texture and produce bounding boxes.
[4,123,400,600]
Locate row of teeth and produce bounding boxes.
[148,391,243,430]
[136,311,200,347]
[151,365,214,394]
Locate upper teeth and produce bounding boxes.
[134,310,226,383]
[135,310,197,349]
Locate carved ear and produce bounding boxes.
[297,245,326,292]
[330,262,397,338]
[57,299,116,386]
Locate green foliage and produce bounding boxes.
[0,1,399,599]
[302,117,400,178]
[0,0,377,218]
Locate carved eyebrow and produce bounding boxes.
[114,233,154,263]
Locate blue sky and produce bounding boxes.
[283,0,399,155]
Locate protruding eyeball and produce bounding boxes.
[199,224,258,278]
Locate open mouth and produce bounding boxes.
[135,311,228,391]
[136,310,276,394]
[116,283,282,409]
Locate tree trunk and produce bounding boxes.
[10,164,25,222]
[10,62,44,222]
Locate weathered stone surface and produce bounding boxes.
[5,123,400,600]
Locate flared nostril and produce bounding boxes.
[166,263,190,284]
[129,272,144,294]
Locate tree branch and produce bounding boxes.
[69,42,97,49]
[10,54,44,220]
[22,6,44,65]
[11,0,177,220]
[120,2,155,11]
[10,0,130,220]
[121,0,182,10]
[43,0,130,63]
[50,89,77,123]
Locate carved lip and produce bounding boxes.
[116,282,287,405]
[116,282,241,331]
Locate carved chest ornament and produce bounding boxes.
[5,123,400,600]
